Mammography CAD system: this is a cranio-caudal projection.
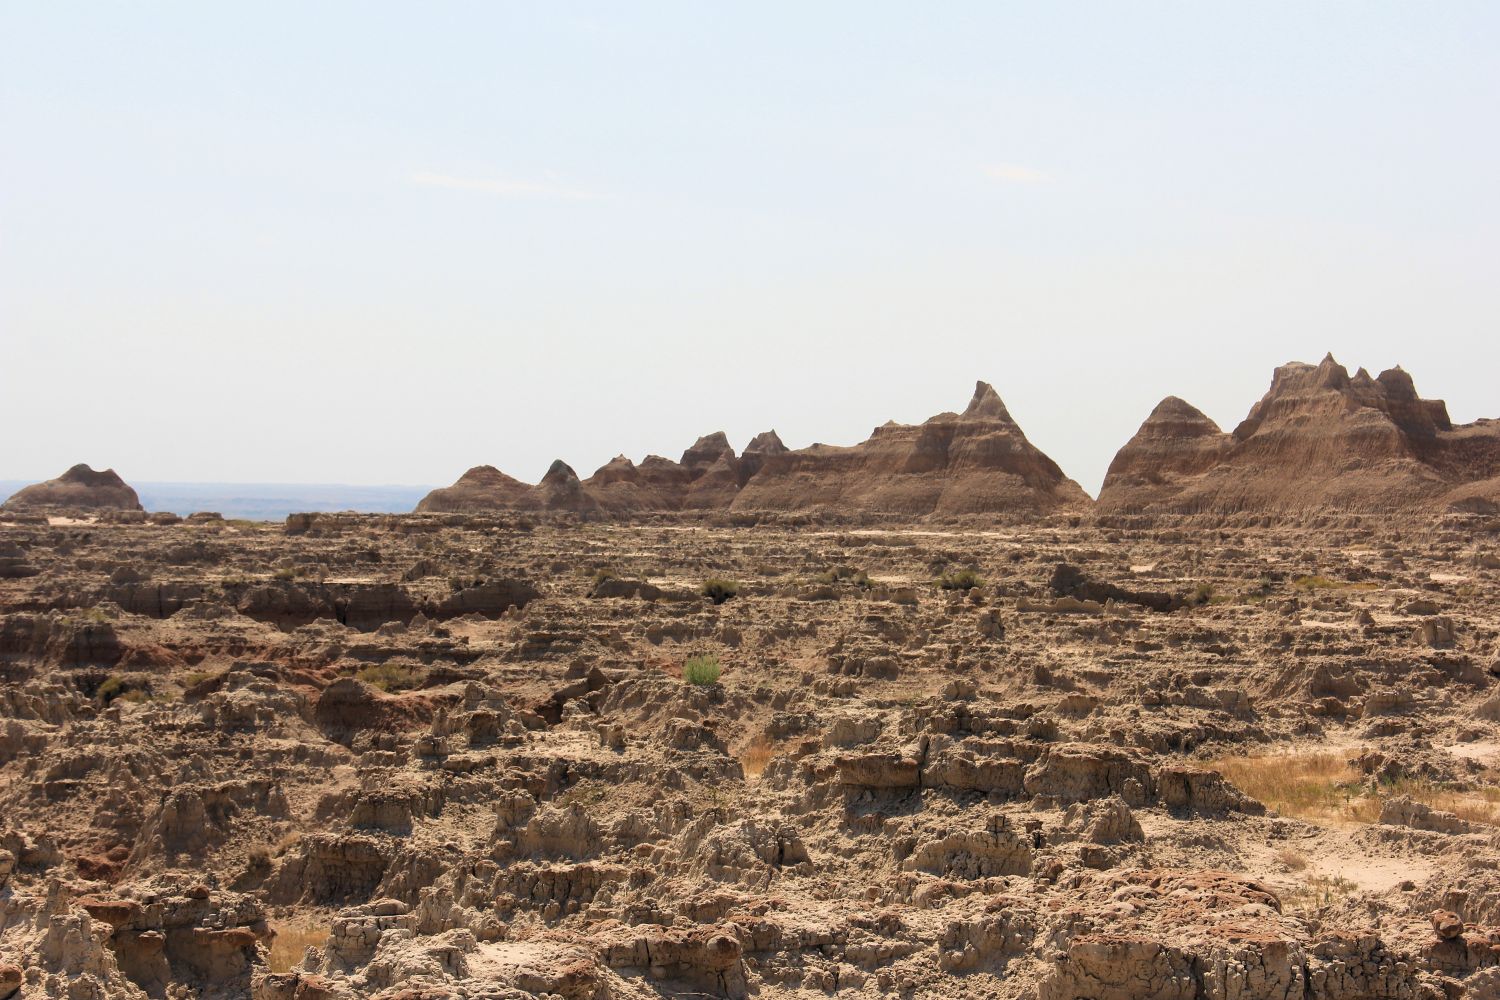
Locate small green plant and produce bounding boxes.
[356,662,425,693]
[937,569,982,591]
[1189,582,1216,606]
[96,675,130,704]
[700,578,740,605]
[682,654,722,686]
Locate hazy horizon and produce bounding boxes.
[4,3,1496,496]
[2,356,1497,501]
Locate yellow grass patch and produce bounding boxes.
[267,922,329,973]
[1212,753,1366,823]
[1212,752,1500,827]
[740,735,775,780]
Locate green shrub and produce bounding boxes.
[700,578,740,605]
[682,654,722,686]
[356,662,425,693]
[937,569,982,591]
[1189,582,1216,606]
[96,675,135,704]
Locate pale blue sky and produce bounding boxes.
[3,2,1496,494]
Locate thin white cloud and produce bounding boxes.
[983,163,1050,184]
[411,171,601,201]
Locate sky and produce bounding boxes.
[2,2,1497,497]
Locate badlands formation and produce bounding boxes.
[416,383,1092,518]
[2,358,1500,1000]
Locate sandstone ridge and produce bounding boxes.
[418,381,1091,518]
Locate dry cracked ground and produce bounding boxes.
[4,509,1500,999]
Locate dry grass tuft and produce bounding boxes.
[1275,846,1308,871]
[1292,575,1378,592]
[1213,751,1500,828]
[1212,753,1364,822]
[740,735,775,780]
[267,922,330,973]
[1281,874,1358,913]
[356,662,425,693]
[1381,779,1500,826]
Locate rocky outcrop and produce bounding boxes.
[411,465,531,513]
[1096,397,1233,513]
[732,382,1089,516]
[416,381,1089,518]
[2,465,143,512]
[1099,356,1500,515]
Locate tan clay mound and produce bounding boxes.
[2,464,144,512]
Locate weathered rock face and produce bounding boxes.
[412,465,531,513]
[2,465,143,512]
[5,507,1500,1000]
[535,460,599,515]
[737,430,788,485]
[1097,397,1234,512]
[1099,355,1500,515]
[732,382,1090,516]
[415,382,1089,518]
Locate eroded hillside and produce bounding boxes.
[3,508,1500,998]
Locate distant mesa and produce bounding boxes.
[1098,355,1500,515]
[1,464,143,512]
[416,380,1090,517]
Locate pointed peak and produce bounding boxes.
[1311,353,1350,390]
[1141,396,1222,435]
[1149,396,1209,419]
[680,431,736,469]
[541,459,580,485]
[962,381,1014,422]
[593,454,636,472]
[744,430,787,455]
